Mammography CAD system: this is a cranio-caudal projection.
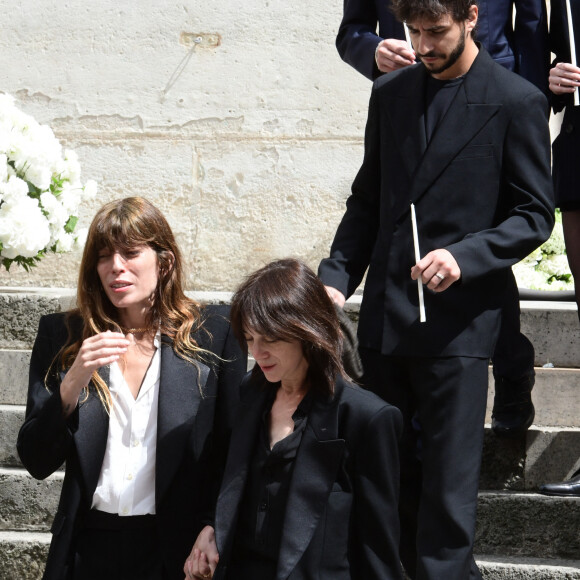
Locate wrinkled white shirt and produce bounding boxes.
[91,331,161,516]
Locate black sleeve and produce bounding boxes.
[17,314,76,480]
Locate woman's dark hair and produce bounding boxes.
[391,0,477,26]
[230,258,345,397]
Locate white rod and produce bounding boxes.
[403,23,412,51]
[411,203,426,323]
[565,0,580,106]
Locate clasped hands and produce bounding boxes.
[184,525,219,580]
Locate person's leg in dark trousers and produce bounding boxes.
[491,274,535,437]
[72,514,165,580]
[361,349,489,580]
[360,348,421,578]
[411,356,488,580]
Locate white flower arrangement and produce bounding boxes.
[512,210,574,291]
[0,93,97,271]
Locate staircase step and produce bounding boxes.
[0,405,24,468]
[476,555,580,579]
[0,350,29,405]
[475,492,580,560]
[3,345,579,428]
[0,468,62,532]
[485,367,580,428]
[520,301,579,368]
[0,533,578,580]
[1,290,579,364]
[3,469,580,563]
[480,426,580,491]
[2,402,579,489]
[0,531,50,580]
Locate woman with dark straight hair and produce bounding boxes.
[185,258,403,580]
[18,197,246,580]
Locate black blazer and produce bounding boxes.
[337,0,549,94]
[213,373,404,580]
[549,0,580,208]
[319,47,554,358]
[17,305,247,580]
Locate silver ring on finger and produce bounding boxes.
[435,273,445,281]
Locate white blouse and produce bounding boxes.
[91,331,161,516]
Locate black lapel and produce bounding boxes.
[214,385,268,556]
[384,64,428,187]
[394,48,501,224]
[156,337,209,505]
[276,385,346,580]
[73,365,110,502]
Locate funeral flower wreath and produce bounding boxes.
[512,209,574,292]
[0,93,97,271]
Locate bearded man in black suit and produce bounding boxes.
[319,0,554,577]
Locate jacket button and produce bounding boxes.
[565,123,574,134]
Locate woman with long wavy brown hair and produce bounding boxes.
[18,197,246,580]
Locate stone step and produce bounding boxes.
[0,468,62,532]
[0,350,29,406]
[1,290,579,366]
[0,531,50,580]
[475,492,580,560]
[0,405,25,469]
[2,470,579,563]
[3,402,580,489]
[520,301,579,369]
[485,367,580,428]
[3,345,579,428]
[480,426,580,491]
[0,532,578,580]
[476,555,580,579]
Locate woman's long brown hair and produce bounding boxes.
[56,197,207,411]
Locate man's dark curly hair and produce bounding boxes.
[391,0,477,25]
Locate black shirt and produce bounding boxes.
[424,75,465,143]
[226,388,312,580]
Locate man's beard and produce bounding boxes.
[419,25,466,76]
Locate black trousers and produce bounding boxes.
[492,274,534,381]
[72,511,165,580]
[360,350,488,580]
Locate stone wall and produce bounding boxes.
[0,0,371,290]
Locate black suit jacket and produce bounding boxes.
[212,373,403,580]
[549,0,580,208]
[337,0,549,94]
[17,305,246,580]
[319,47,554,358]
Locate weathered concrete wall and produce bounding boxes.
[0,0,372,290]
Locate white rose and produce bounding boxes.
[61,149,81,184]
[512,262,547,290]
[83,179,98,199]
[55,230,74,253]
[537,254,572,278]
[0,197,51,258]
[40,191,69,231]
[74,227,88,249]
[0,175,29,203]
[547,278,574,291]
[519,247,542,266]
[0,153,7,183]
[541,222,566,256]
[59,183,81,214]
